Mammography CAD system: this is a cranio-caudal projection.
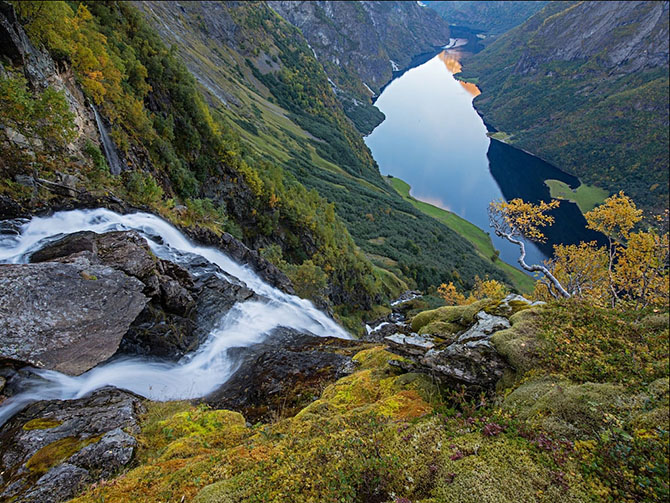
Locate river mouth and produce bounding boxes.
[365,48,605,268]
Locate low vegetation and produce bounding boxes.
[67,295,668,502]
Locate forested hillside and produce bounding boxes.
[131,2,525,299]
[459,1,669,213]
[268,1,451,134]
[0,0,526,331]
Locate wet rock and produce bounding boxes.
[0,387,144,502]
[67,428,136,477]
[19,463,90,503]
[31,230,158,283]
[390,290,423,307]
[181,226,295,294]
[29,229,259,360]
[205,328,370,422]
[0,261,147,375]
[364,319,403,342]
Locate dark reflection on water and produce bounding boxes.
[487,140,607,257]
[365,50,605,270]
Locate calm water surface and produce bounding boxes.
[365,50,603,267]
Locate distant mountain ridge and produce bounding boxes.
[424,1,547,35]
[460,0,669,212]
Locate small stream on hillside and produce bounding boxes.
[0,209,348,425]
[365,47,604,267]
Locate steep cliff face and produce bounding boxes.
[268,1,450,133]
[460,1,669,212]
[424,1,547,35]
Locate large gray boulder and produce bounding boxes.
[29,230,257,360]
[0,387,144,503]
[205,328,370,422]
[0,260,147,375]
[386,310,512,391]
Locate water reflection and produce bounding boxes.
[365,50,547,267]
[365,49,602,270]
[438,52,481,97]
[487,140,607,256]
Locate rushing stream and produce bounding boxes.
[366,48,604,267]
[0,209,348,425]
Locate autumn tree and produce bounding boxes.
[438,276,508,305]
[471,276,509,301]
[584,191,643,306]
[534,241,609,304]
[530,192,668,309]
[584,193,668,309]
[488,198,570,298]
[437,281,466,305]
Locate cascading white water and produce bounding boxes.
[0,209,349,425]
[91,106,124,175]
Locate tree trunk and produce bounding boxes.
[502,232,571,298]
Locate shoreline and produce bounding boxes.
[384,175,536,293]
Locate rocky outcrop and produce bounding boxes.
[205,328,370,422]
[0,387,144,503]
[387,310,510,390]
[366,295,540,392]
[0,261,147,375]
[29,229,258,360]
[269,1,450,94]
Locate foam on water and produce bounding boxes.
[0,209,349,425]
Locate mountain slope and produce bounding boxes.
[268,0,451,134]
[133,1,528,296]
[459,1,669,212]
[0,0,381,312]
[424,1,547,35]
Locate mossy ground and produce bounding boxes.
[67,302,668,503]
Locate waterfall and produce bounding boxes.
[90,106,124,175]
[0,209,350,425]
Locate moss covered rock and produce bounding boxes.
[491,307,547,386]
[411,299,492,336]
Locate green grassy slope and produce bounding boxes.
[386,176,535,293]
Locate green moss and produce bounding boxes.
[432,433,588,503]
[22,418,63,430]
[491,307,546,383]
[411,299,492,333]
[503,377,642,439]
[26,436,99,475]
[351,346,405,370]
[484,298,533,317]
